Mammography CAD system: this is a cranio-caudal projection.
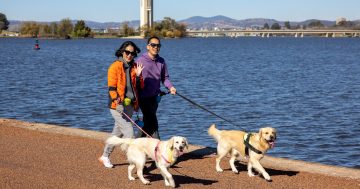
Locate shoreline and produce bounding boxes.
[1,34,359,39]
[1,118,359,179]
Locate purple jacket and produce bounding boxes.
[136,53,173,98]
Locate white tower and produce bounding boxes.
[140,0,153,37]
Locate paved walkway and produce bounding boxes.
[1,118,359,189]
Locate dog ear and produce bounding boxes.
[273,128,277,140]
[259,128,263,140]
[183,137,189,149]
[167,137,175,150]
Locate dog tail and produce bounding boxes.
[106,136,133,146]
[208,124,221,141]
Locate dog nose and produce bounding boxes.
[179,146,184,150]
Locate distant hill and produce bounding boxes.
[83,20,139,29]
[179,15,242,29]
[7,16,360,31]
[179,16,341,29]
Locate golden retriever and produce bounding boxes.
[106,136,188,187]
[208,124,277,181]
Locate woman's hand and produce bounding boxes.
[135,63,144,76]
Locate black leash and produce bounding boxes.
[175,92,244,129]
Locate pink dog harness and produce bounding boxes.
[154,141,172,164]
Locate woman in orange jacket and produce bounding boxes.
[99,41,144,168]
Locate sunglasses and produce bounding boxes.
[149,43,162,48]
[124,50,137,56]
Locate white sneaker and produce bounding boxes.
[98,156,113,168]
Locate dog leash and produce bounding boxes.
[123,110,192,176]
[121,112,152,138]
[175,92,246,131]
[123,111,191,176]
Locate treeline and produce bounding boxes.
[143,17,187,38]
[104,17,187,38]
[16,16,186,39]
[0,12,9,32]
[19,18,93,39]
[263,20,360,30]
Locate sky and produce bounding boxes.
[1,0,359,22]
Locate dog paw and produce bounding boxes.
[232,169,239,174]
[142,180,150,185]
[166,182,175,188]
[248,172,255,177]
[264,175,272,182]
[216,167,224,172]
[128,176,135,181]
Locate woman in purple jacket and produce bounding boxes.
[136,36,176,139]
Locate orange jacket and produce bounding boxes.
[108,60,144,110]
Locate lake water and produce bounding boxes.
[1,37,359,169]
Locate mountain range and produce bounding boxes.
[8,15,360,31]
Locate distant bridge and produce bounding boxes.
[186,29,360,38]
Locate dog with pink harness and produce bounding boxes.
[106,135,188,187]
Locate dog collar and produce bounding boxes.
[155,141,172,164]
[244,133,263,155]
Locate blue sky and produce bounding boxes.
[1,0,359,22]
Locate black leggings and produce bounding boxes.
[139,96,159,138]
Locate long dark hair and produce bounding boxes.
[115,41,141,58]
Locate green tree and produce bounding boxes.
[74,20,86,33]
[72,20,92,38]
[284,21,291,29]
[20,22,40,37]
[0,12,10,32]
[49,22,58,37]
[175,23,186,37]
[308,21,324,28]
[271,23,281,30]
[142,17,187,38]
[161,17,177,30]
[263,23,270,29]
[41,24,51,34]
[58,18,73,39]
[153,22,163,31]
[120,22,135,37]
[38,24,52,37]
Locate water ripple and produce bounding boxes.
[1,38,359,168]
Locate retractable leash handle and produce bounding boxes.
[160,91,170,96]
[157,91,170,103]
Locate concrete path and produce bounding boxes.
[1,118,359,189]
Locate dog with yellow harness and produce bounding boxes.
[106,135,188,187]
[208,124,277,181]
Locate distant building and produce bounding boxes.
[92,28,107,34]
[140,0,153,37]
[104,28,120,34]
[336,17,347,25]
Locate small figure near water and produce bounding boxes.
[34,39,40,50]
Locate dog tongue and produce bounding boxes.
[269,141,275,148]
